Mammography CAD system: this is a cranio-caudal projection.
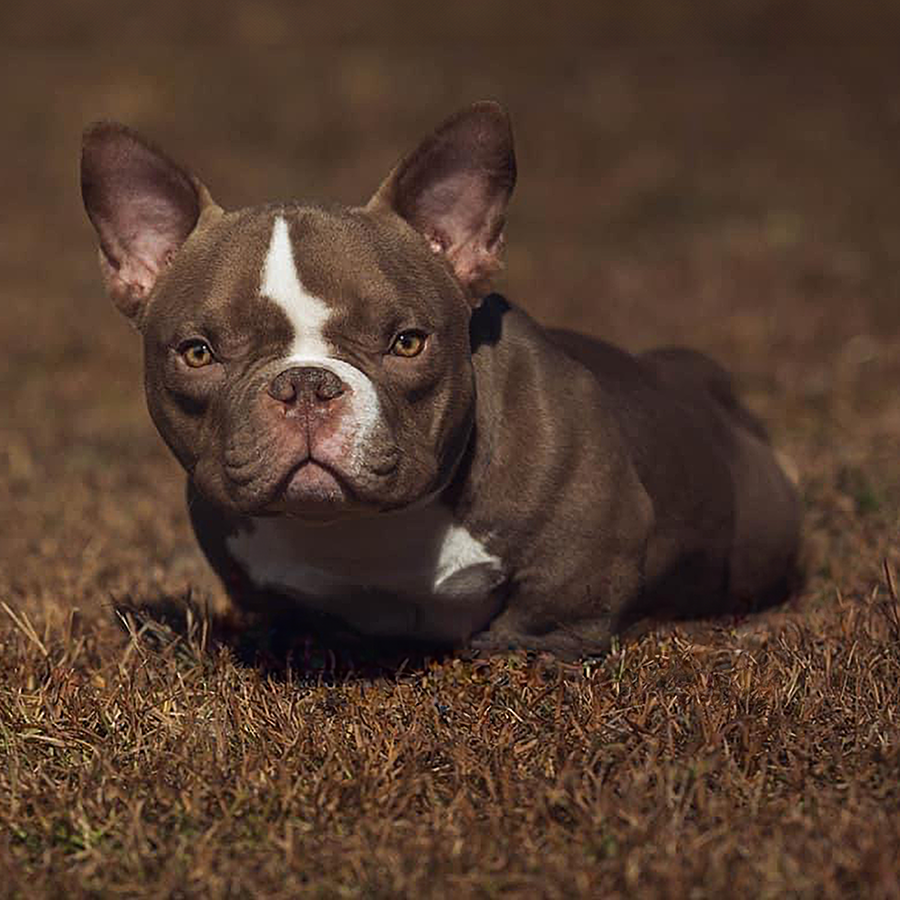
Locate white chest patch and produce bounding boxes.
[226,505,506,643]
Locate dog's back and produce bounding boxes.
[546,326,801,622]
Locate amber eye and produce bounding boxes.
[180,340,215,368]
[390,330,427,358]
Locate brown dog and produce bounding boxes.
[81,102,801,657]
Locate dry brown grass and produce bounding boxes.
[3,2,900,896]
[2,582,900,897]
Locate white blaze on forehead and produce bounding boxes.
[260,215,384,462]
[261,215,330,356]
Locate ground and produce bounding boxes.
[2,2,900,896]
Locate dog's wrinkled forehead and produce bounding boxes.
[162,205,456,356]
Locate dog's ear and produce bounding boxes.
[368,101,516,303]
[81,122,220,325]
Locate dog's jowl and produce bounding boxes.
[81,102,801,657]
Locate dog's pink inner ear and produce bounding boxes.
[81,123,203,322]
[369,101,516,302]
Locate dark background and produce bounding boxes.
[2,0,900,657]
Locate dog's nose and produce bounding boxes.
[268,366,348,404]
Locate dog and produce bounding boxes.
[80,102,801,658]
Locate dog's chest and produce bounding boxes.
[225,504,506,642]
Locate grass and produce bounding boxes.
[1,574,899,897]
[4,3,900,895]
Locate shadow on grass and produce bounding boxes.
[112,574,802,686]
[110,592,453,683]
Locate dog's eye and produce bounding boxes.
[390,330,427,358]
[180,340,215,368]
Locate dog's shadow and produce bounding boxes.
[113,535,803,681]
[112,593,452,683]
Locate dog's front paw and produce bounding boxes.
[468,626,609,661]
[467,629,521,657]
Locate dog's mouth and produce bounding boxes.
[265,459,366,521]
[218,438,404,521]
[285,459,348,501]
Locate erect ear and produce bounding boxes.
[81,122,219,325]
[367,101,516,303]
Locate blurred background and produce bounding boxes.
[2,1,900,614]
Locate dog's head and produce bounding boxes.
[81,103,516,521]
